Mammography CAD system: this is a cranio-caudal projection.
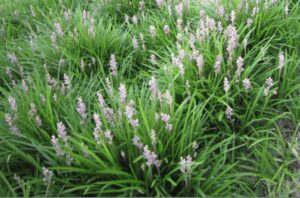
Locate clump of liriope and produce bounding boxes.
[0,0,300,197]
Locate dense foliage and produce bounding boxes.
[0,0,300,196]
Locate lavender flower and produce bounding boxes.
[64,9,72,21]
[76,97,87,123]
[125,101,139,129]
[151,129,157,147]
[264,77,274,96]
[218,6,225,17]
[8,96,17,112]
[132,15,138,24]
[225,106,233,120]
[266,77,274,88]
[148,76,157,91]
[35,116,42,127]
[82,10,88,22]
[93,113,102,130]
[50,32,57,42]
[238,1,243,10]
[22,79,28,92]
[63,73,71,89]
[192,141,199,157]
[285,3,289,16]
[119,83,127,103]
[143,145,161,168]
[7,53,18,64]
[278,51,284,75]
[247,18,253,27]
[223,77,230,93]
[54,21,63,37]
[177,18,183,31]
[225,25,239,58]
[252,7,259,17]
[156,0,164,7]
[103,107,115,123]
[243,78,251,91]
[150,54,157,64]
[217,21,223,33]
[29,103,37,116]
[109,54,118,76]
[121,150,126,159]
[132,35,138,49]
[175,3,183,18]
[236,56,244,80]
[166,124,173,132]
[177,32,183,42]
[105,130,113,145]
[93,113,102,145]
[178,47,185,60]
[96,92,106,108]
[42,167,53,186]
[196,54,204,75]
[179,155,192,187]
[168,5,172,16]
[5,113,20,135]
[189,35,196,49]
[179,155,192,173]
[132,135,143,149]
[28,103,42,127]
[52,122,73,164]
[190,50,198,63]
[164,25,170,34]
[40,94,46,105]
[124,15,129,23]
[160,112,172,132]
[105,78,113,96]
[185,80,191,97]
[88,21,95,37]
[51,135,64,156]
[214,55,222,74]
[149,76,159,99]
[139,33,146,50]
[65,154,73,165]
[160,113,170,123]
[207,17,216,31]
[164,90,173,107]
[230,10,236,25]
[178,62,185,77]
[149,25,156,37]
[6,67,13,79]
[46,73,57,88]
[53,93,57,102]
[57,122,68,143]
[172,52,185,77]
[80,59,85,71]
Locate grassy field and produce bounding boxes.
[0,0,300,196]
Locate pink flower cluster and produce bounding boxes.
[51,122,73,165]
[5,96,20,135]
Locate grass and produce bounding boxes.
[0,0,300,196]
